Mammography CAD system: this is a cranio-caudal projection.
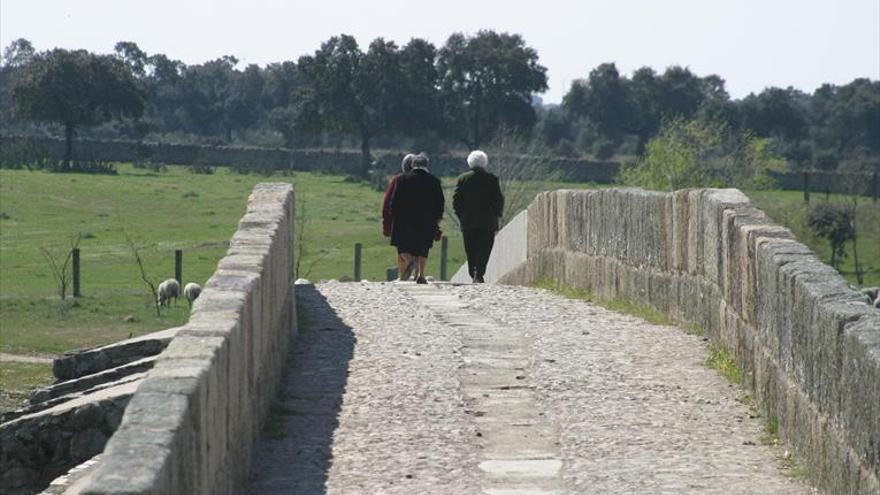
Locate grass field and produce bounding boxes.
[749,190,879,288]
[0,164,876,412]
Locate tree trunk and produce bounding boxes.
[850,201,863,285]
[63,123,75,170]
[360,129,372,177]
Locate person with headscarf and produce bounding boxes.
[453,150,504,283]
[389,153,445,284]
[382,153,416,279]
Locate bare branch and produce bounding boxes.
[122,228,160,316]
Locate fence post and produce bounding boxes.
[354,243,362,282]
[873,171,878,204]
[72,248,81,298]
[440,236,449,281]
[803,171,810,204]
[175,249,183,285]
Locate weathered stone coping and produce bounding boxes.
[73,183,295,495]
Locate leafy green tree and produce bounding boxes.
[807,203,854,269]
[437,31,547,148]
[398,38,441,138]
[12,48,144,168]
[740,87,809,141]
[827,79,880,159]
[562,63,637,152]
[2,38,35,68]
[620,117,783,191]
[297,35,408,175]
[178,56,264,142]
[114,41,148,78]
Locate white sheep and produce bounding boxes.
[184,282,202,307]
[157,279,180,307]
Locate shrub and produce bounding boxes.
[807,203,854,269]
[620,117,784,191]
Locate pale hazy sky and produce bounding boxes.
[1,0,878,103]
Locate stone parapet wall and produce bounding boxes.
[477,188,878,494]
[74,183,295,494]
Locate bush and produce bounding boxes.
[807,203,854,269]
[620,117,784,191]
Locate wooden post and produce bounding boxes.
[803,171,810,204]
[175,249,183,285]
[440,236,449,281]
[873,171,878,204]
[72,248,81,298]
[354,243,362,281]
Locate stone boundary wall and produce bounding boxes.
[474,188,878,494]
[74,183,296,494]
[0,135,619,182]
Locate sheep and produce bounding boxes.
[157,279,180,307]
[184,282,202,307]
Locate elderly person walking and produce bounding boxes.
[453,150,504,283]
[389,153,445,284]
[383,153,416,279]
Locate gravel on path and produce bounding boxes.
[248,281,817,495]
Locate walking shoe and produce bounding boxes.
[474,275,485,284]
[416,276,428,284]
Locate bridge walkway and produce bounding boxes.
[248,281,816,494]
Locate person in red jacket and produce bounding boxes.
[383,154,416,279]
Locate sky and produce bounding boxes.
[1,0,878,104]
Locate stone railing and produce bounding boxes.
[463,188,879,494]
[74,183,295,494]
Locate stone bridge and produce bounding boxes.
[1,185,877,494]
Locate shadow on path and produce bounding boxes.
[247,284,356,494]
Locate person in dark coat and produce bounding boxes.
[382,153,416,279]
[453,150,504,283]
[389,153,445,284]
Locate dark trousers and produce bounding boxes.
[463,229,495,278]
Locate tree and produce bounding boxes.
[114,41,148,78]
[620,117,783,191]
[807,203,854,270]
[297,35,408,175]
[562,63,638,155]
[2,38,35,68]
[437,31,547,148]
[398,38,441,138]
[740,87,809,141]
[12,49,144,168]
[178,56,264,142]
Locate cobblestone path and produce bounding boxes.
[248,281,817,494]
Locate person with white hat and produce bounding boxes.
[453,150,504,283]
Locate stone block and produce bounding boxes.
[53,327,182,381]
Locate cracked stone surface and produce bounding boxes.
[248,281,817,494]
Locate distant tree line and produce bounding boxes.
[1,36,877,175]
[541,63,879,175]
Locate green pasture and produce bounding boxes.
[749,190,879,288]
[0,163,876,412]
[0,164,475,355]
